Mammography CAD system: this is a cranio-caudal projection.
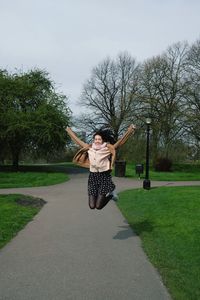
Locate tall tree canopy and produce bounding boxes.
[0,69,71,168]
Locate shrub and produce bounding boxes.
[154,157,172,172]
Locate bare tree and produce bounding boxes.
[77,52,139,140]
[136,42,189,160]
[184,39,200,158]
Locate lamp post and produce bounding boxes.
[143,118,151,190]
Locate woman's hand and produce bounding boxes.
[129,124,136,130]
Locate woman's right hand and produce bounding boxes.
[129,124,136,130]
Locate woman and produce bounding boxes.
[66,125,135,210]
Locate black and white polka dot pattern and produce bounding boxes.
[88,171,115,197]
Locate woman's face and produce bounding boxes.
[94,134,103,145]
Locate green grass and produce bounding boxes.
[117,186,200,300]
[0,194,44,249]
[19,162,80,167]
[126,163,200,181]
[0,172,69,188]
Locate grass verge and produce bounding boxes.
[0,194,46,249]
[0,172,69,188]
[117,186,200,300]
[126,163,200,181]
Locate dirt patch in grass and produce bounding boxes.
[15,196,47,208]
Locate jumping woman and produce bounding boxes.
[66,125,135,210]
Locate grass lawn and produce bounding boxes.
[0,172,69,188]
[0,194,46,249]
[117,186,200,300]
[126,163,200,181]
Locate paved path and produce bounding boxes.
[0,175,199,300]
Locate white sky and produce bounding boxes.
[0,0,200,115]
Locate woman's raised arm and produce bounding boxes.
[113,124,136,149]
[66,127,88,148]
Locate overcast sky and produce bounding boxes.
[0,0,200,115]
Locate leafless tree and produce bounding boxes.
[77,52,140,140]
[184,39,200,157]
[135,42,189,160]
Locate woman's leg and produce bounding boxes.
[95,194,112,210]
[88,172,98,209]
[88,195,97,209]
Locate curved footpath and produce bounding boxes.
[0,174,199,300]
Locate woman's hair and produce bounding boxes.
[93,128,116,144]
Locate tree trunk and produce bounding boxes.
[12,151,19,171]
[10,142,21,171]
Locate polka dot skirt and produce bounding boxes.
[88,171,115,197]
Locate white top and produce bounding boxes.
[88,147,111,172]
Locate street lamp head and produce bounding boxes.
[145,117,151,125]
